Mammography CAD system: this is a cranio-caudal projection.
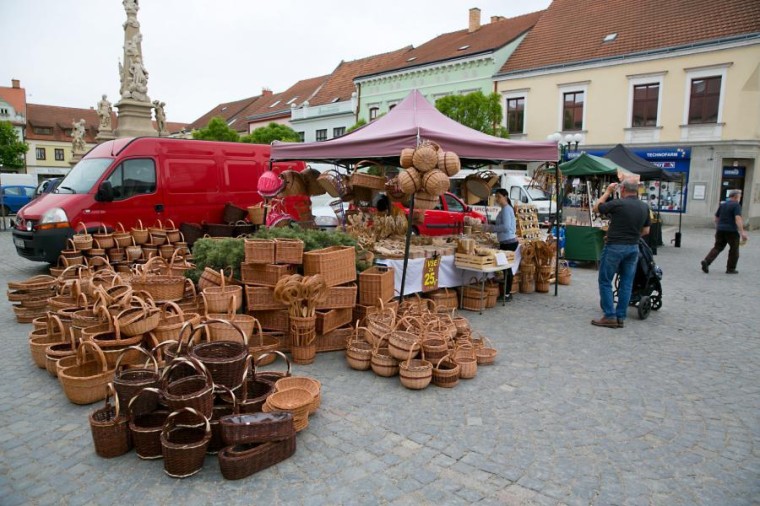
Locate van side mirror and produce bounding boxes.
[95,181,114,202]
[521,195,529,204]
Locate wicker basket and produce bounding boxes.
[316,284,358,310]
[112,346,160,411]
[89,383,132,458]
[218,436,296,480]
[223,202,249,224]
[241,263,296,287]
[421,169,450,197]
[251,309,289,332]
[244,239,276,264]
[274,239,304,265]
[203,271,243,314]
[453,345,477,379]
[72,222,94,250]
[358,266,395,305]
[317,170,349,198]
[247,204,265,225]
[274,376,321,414]
[220,411,295,446]
[127,387,168,459]
[413,191,438,211]
[303,246,356,287]
[161,357,214,422]
[345,323,373,370]
[92,224,115,250]
[161,407,211,478]
[112,223,133,248]
[437,151,461,177]
[432,355,460,388]
[399,148,415,168]
[475,336,497,366]
[58,340,114,405]
[370,336,399,377]
[460,279,487,312]
[245,286,288,311]
[131,257,188,302]
[265,387,312,429]
[189,332,249,391]
[397,167,422,194]
[289,315,316,365]
[248,320,280,366]
[350,160,387,190]
[412,141,440,173]
[399,347,432,390]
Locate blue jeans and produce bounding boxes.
[598,243,639,320]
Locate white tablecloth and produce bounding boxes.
[376,246,521,295]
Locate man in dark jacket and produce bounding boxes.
[591,179,650,328]
[701,189,748,274]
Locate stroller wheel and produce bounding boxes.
[638,296,652,320]
[651,292,662,310]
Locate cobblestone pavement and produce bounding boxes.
[0,226,758,505]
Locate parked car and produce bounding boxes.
[1,185,36,215]
[34,177,63,197]
[392,192,486,236]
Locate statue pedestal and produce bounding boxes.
[115,98,157,138]
[70,152,84,166]
[96,130,117,143]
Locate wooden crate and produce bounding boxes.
[455,253,496,270]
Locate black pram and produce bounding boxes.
[614,238,663,319]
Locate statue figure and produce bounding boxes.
[153,100,167,135]
[123,0,139,16]
[128,55,149,100]
[97,95,113,130]
[71,119,86,153]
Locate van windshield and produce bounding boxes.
[527,187,550,201]
[55,158,113,194]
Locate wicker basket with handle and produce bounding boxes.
[203,270,243,314]
[399,346,432,390]
[89,383,132,458]
[58,340,114,405]
[188,320,250,391]
[161,407,212,478]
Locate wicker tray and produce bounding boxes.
[218,436,296,480]
[220,412,295,445]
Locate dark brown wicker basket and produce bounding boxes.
[220,412,294,445]
[161,357,214,423]
[179,222,205,247]
[89,383,132,458]
[208,385,237,455]
[222,202,249,224]
[113,346,160,412]
[161,407,211,478]
[187,320,249,390]
[128,387,169,460]
[218,436,296,480]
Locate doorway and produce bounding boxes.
[720,166,745,204]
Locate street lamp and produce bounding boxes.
[548,132,583,161]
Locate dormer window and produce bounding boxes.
[603,33,617,42]
[286,96,299,105]
[269,100,281,108]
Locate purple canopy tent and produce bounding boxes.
[270,90,557,166]
[270,89,558,300]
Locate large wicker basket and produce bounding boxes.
[303,246,356,287]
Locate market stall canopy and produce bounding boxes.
[603,144,677,181]
[557,153,635,180]
[270,90,557,166]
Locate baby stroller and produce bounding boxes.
[614,238,663,319]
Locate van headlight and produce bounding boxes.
[39,207,68,225]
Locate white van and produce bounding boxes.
[451,169,555,224]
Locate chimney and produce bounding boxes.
[469,7,481,33]
[262,87,273,97]
[491,16,504,23]
[11,79,20,88]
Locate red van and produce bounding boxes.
[392,192,486,236]
[13,137,304,263]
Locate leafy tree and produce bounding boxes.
[435,91,509,138]
[0,121,29,169]
[242,122,300,144]
[192,116,241,142]
[346,118,367,133]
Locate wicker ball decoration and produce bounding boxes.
[437,151,461,177]
[397,168,422,194]
[421,169,450,197]
[414,191,439,211]
[412,142,440,173]
[399,148,415,168]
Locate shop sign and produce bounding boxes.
[422,255,441,292]
[722,167,745,177]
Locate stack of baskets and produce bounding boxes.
[392,142,461,210]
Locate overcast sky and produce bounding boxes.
[2,0,551,124]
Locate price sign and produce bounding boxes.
[422,255,441,292]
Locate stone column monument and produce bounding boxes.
[114,0,158,137]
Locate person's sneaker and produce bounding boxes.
[617,319,625,328]
[591,317,619,328]
[701,261,709,273]
[726,269,739,274]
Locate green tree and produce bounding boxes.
[192,116,241,142]
[242,122,300,144]
[346,118,367,133]
[435,91,508,138]
[0,121,29,169]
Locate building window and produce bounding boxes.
[35,147,46,160]
[316,129,327,141]
[369,107,379,121]
[33,126,53,135]
[333,127,345,138]
[506,97,525,134]
[0,108,8,116]
[688,76,721,124]
[562,91,584,131]
[297,131,305,142]
[631,84,659,127]
[54,148,65,161]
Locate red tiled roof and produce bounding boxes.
[500,0,760,75]
[362,10,544,77]
[245,75,331,121]
[26,104,102,143]
[188,95,260,132]
[0,85,27,121]
[309,47,412,106]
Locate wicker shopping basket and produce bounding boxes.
[89,383,132,458]
[161,407,211,478]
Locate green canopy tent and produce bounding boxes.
[557,152,632,178]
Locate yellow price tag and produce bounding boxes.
[422,255,441,292]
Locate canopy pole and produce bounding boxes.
[674,173,684,247]
[554,161,561,296]
[398,194,416,301]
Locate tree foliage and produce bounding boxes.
[0,121,29,169]
[242,122,300,144]
[192,116,241,142]
[346,118,367,133]
[435,91,509,138]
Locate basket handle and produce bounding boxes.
[165,219,176,230]
[127,387,161,417]
[213,383,239,415]
[160,356,211,389]
[77,340,108,372]
[161,301,184,321]
[200,318,248,346]
[435,354,452,369]
[99,382,120,420]
[115,222,126,233]
[162,407,210,439]
[77,222,88,234]
[254,350,291,378]
[114,345,156,374]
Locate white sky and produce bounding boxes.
[2,0,551,123]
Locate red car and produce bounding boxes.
[392,192,486,236]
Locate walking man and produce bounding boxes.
[701,189,748,274]
[592,179,650,328]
